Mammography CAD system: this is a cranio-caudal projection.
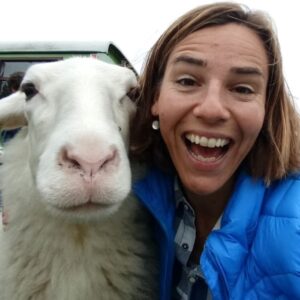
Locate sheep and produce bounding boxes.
[0,57,159,300]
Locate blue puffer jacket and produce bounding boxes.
[133,167,300,300]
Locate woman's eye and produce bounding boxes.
[233,85,254,95]
[21,82,38,100]
[176,77,197,87]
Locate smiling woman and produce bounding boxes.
[151,23,268,201]
[130,2,300,300]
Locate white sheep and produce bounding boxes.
[0,57,158,300]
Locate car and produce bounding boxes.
[0,40,136,142]
[0,40,136,99]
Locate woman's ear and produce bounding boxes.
[151,101,159,116]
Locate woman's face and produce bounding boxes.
[152,23,268,199]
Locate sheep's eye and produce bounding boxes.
[21,83,38,101]
[126,87,140,102]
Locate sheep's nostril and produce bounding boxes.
[101,149,117,168]
[69,158,82,170]
[59,146,117,176]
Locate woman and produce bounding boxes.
[131,2,300,300]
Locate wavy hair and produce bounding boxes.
[130,2,300,184]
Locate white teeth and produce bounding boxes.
[186,134,229,148]
[200,136,208,146]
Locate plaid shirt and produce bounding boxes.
[173,179,220,300]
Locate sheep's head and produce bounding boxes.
[0,57,137,221]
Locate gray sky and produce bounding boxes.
[1,0,299,103]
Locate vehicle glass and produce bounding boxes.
[1,60,52,98]
[0,51,120,99]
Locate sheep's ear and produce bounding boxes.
[0,92,27,129]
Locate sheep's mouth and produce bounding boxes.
[184,134,231,162]
[57,202,114,212]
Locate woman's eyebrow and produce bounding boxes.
[173,55,207,67]
[172,56,265,78]
[230,66,264,77]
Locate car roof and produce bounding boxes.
[0,41,113,53]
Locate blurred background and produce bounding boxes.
[1,0,299,103]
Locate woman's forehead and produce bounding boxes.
[166,23,269,77]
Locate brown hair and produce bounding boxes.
[130,2,300,183]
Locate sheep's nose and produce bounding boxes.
[59,146,117,177]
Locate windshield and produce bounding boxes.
[0,59,57,98]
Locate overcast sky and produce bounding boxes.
[1,0,299,103]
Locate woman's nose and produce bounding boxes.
[193,83,230,123]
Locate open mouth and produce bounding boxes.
[184,133,231,163]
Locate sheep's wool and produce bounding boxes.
[0,58,159,300]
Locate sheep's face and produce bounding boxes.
[2,58,137,221]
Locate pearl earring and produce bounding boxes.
[152,120,160,130]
